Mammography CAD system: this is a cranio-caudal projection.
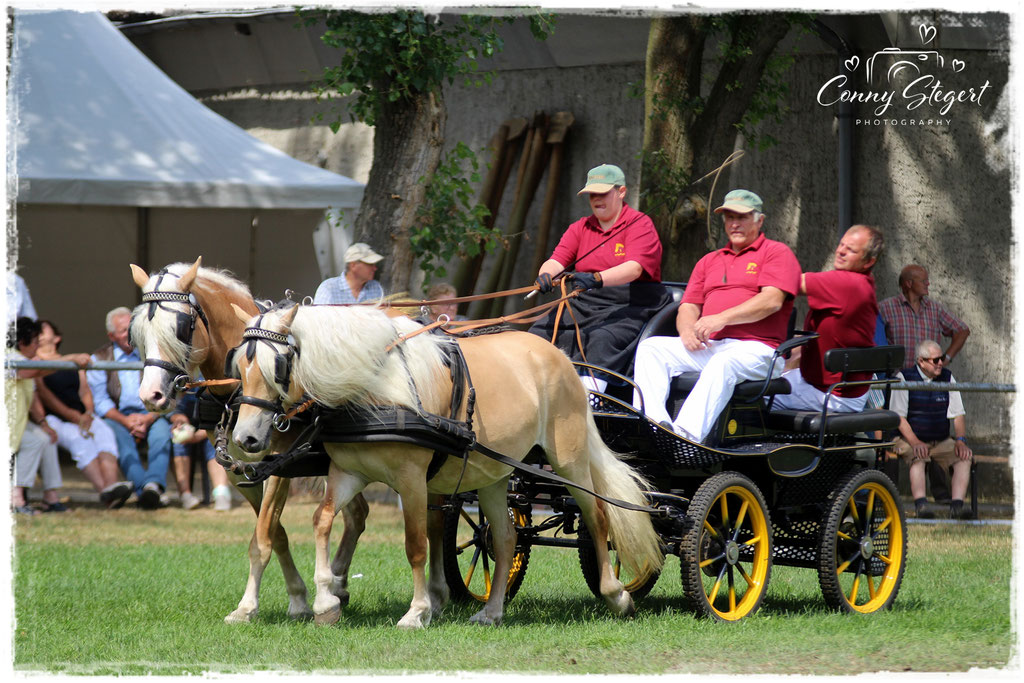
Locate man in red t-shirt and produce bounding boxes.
[632,189,800,442]
[772,225,883,412]
[529,164,671,385]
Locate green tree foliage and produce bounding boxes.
[638,13,810,278]
[302,9,552,290]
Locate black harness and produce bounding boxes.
[214,331,659,515]
[130,268,210,390]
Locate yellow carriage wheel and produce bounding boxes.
[817,468,906,614]
[680,472,773,622]
[441,498,531,603]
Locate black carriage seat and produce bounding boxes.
[766,345,905,435]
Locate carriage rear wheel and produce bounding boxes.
[817,468,906,614]
[577,518,661,602]
[441,498,531,604]
[680,472,773,621]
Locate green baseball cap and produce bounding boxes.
[714,189,763,214]
[578,164,626,195]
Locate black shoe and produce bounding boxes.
[101,482,132,509]
[138,483,164,510]
[916,505,935,519]
[950,503,973,520]
[40,501,69,513]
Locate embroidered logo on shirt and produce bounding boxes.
[746,262,758,275]
[614,243,626,257]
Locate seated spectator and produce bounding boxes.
[890,339,974,519]
[314,243,385,304]
[170,388,233,511]
[34,319,132,508]
[86,306,172,510]
[422,282,466,323]
[6,317,65,513]
[632,189,800,442]
[772,225,883,412]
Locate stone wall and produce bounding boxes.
[159,13,1011,443]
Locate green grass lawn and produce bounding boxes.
[10,500,1015,675]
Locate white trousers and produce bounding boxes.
[633,336,778,441]
[14,422,63,490]
[770,369,866,413]
[44,414,119,469]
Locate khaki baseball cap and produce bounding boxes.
[344,242,384,264]
[577,164,626,195]
[714,189,763,214]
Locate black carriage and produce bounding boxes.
[442,288,908,622]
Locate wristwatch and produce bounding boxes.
[955,436,968,443]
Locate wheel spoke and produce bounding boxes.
[742,532,765,547]
[699,551,725,569]
[718,494,731,528]
[459,508,481,532]
[703,519,723,542]
[732,500,750,541]
[846,497,862,532]
[736,561,757,589]
[864,489,876,522]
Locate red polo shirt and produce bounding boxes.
[801,269,878,396]
[549,204,663,281]
[682,233,800,347]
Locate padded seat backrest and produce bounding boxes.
[823,344,905,376]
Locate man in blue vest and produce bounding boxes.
[890,339,973,519]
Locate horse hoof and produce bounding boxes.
[289,607,315,622]
[314,605,341,626]
[469,612,501,626]
[224,609,257,624]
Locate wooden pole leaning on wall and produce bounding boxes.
[486,110,550,318]
[454,118,526,313]
[530,111,574,278]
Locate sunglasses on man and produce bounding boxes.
[920,355,945,364]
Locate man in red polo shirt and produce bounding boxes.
[772,225,883,412]
[529,163,671,388]
[632,189,800,442]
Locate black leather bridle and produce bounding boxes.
[130,268,210,393]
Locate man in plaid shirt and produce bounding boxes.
[879,265,970,365]
[879,264,970,501]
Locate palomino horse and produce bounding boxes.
[128,257,368,623]
[228,301,664,628]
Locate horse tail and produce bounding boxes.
[584,415,664,577]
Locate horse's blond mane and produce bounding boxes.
[260,305,451,414]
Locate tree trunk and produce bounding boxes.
[353,89,446,294]
[640,15,792,281]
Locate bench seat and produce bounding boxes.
[766,408,899,434]
[670,372,791,400]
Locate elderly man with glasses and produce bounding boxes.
[890,339,974,519]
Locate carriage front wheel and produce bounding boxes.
[441,498,531,604]
[577,518,661,602]
[680,471,773,621]
[817,468,906,614]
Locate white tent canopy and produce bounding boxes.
[10,9,363,210]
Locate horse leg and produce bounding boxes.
[329,492,369,607]
[395,482,432,629]
[313,467,366,625]
[469,479,516,626]
[426,493,449,616]
[574,495,634,617]
[224,475,313,623]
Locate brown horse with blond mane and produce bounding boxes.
[128,257,368,624]
[228,300,664,628]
